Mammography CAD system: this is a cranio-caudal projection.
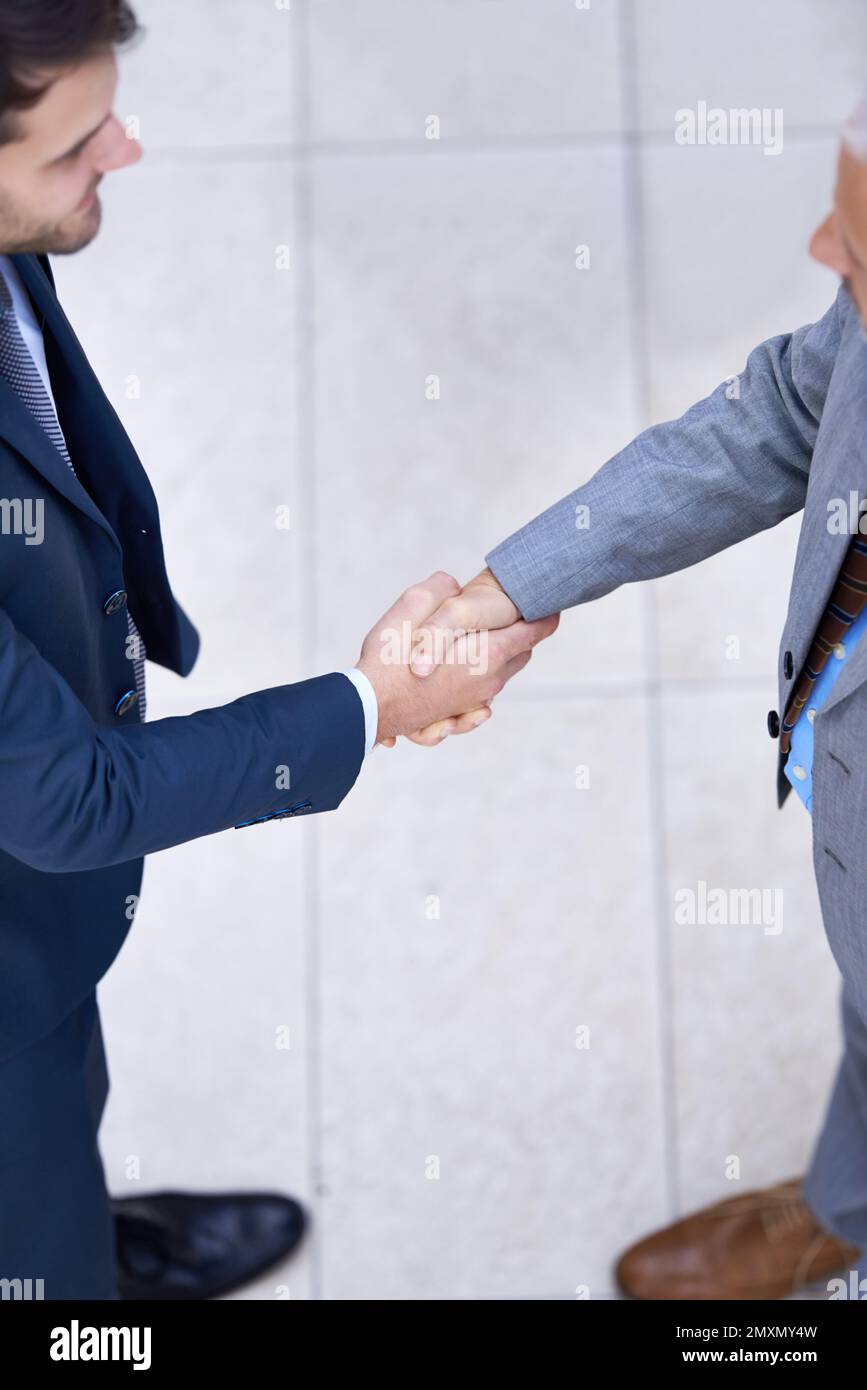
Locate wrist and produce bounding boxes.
[473,567,520,625]
[355,654,394,743]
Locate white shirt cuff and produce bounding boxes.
[342,668,378,757]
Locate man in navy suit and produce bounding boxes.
[0,1,557,1300]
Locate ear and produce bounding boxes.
[809,212,850,278]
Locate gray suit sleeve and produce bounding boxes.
[484,284,851,621]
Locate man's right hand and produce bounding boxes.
[409,566,521,676]
[355,571,558,746]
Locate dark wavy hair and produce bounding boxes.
[0,0,141,144]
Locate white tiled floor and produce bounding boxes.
[51,0,867,1298]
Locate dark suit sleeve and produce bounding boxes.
[0,604,365,873]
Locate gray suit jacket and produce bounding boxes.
[485,283,867,1009]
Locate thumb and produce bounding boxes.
[409,599,455,677]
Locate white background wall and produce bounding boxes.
[53,0,867,1298]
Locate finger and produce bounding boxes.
[379,736,397,748]
[404,721,457,747]
[379,571,461,633]
[411,579,527,677]
[410,595,468,677]
[403,708,488,748]
[405,704,493,746]
[425,614,556,686]
[495,648,533,688]
[410,583,516,677]
[488,612,560,666]
[412,591,508,678]
[448,704,493,735]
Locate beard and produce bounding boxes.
[0,188,101,255]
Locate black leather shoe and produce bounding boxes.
[112,1191,306,1300]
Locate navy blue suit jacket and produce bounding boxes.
[0,253,365,1062]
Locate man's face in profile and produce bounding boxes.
[811,142,867,329]
[0,48,141,256]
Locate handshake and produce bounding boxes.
[355,567,560,748]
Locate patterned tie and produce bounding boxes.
[0,266,146,720]
[779,527,867,754]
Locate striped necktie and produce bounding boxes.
[0,267,146,720]
[779,528,867,754]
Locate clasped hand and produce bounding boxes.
[355,568,560,748]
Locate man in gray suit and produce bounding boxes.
[402,92,867,1299]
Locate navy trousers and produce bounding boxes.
[4,973,867,1299]
[0,990,118,1299]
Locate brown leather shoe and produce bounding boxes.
[615,1178,862,1300]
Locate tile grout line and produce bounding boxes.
[164,673,781,707]
[484,674,779,700]
[133,125,843,165]
[152,672,783,710]
[292,0,326,1304]
[617,0,681,1225]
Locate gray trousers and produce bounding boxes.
[804,979,867,1262]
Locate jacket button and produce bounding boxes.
[114,689,138,717]
[103,589,128,616]
[783,650,794,679]
[767,709,780,738]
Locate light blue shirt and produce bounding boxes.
[783,604,867,812]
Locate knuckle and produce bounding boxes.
[434,599,458,629]
[504,621,529,649]
[432,569,460,592]
[404,583,432,608]
[532,618,555,643]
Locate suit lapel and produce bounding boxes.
[785,323,867,717]
[2,253,122,548]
